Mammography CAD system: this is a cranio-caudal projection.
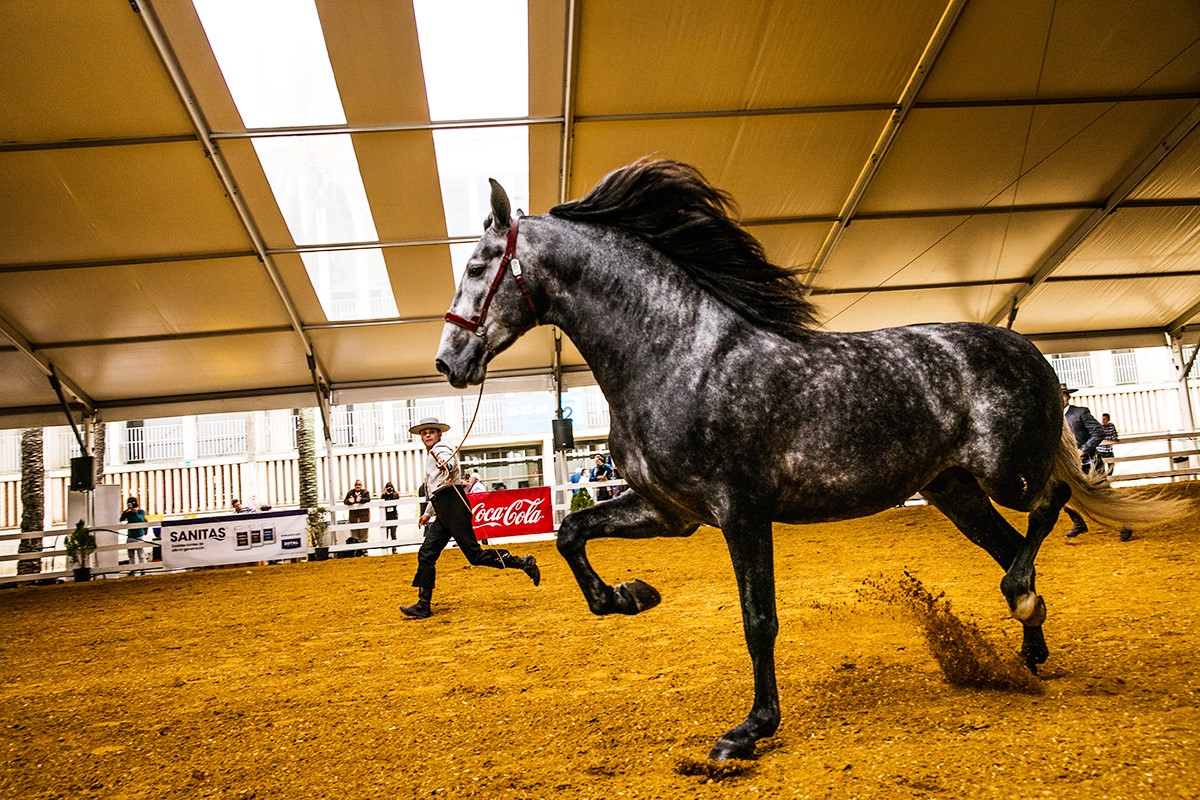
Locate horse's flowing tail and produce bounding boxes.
[1054,426,1190,528]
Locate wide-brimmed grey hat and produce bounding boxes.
[409,417,451,435]
[1059,383,1078,395]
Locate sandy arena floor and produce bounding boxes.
[1,487,1198,799]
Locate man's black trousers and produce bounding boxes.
[412,485,523,589]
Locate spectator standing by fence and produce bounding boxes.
[381,482,400,540]
[119,496,148,572]
[1098,413,1120,476]
[589,454,613,501]
[344,480,371,542]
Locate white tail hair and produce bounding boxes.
[1054,426,1190,528]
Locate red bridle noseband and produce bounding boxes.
[444,216,538,335]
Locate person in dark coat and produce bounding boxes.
[1061,384,1132,541]
[343,480,370,542]
[381,481,400,540]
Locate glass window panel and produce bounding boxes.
[300,249,397,321]
[253,135,380,245]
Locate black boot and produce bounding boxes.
[399,586,433,619]
[1065,509,1087,538]
[521,555,541,587]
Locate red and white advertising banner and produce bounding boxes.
[467,486,554,539]
[161,509,308,569]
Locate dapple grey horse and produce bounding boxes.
[434,158,1178,761]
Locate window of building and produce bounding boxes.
[1111,349,1138,385]
[125,419,185,464]
[459,445,543,490]
[1049,353,1093,388]
[196,413,248,458]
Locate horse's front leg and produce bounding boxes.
[709,511,779,761]
[556,491,698,616]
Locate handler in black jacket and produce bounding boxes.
[1061,384,1131,541]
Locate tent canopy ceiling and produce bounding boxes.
[2,0,1200,428]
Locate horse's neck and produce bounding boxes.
[532,219,730,387]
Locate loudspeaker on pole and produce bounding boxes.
[552,418,575,451]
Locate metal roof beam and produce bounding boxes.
[210,116,563,141]
[32,316,449,350]
[0,250,255,274]
[0,313,94,414]
[0,133,197,153]
[987,102,1200,326]
[558,0,581,203]
[7,92,1197,155]
[266,236,478,256]
[813,269,1200,296]
[1167,294,1200,337]
[573,91,1200,125]
[805,0,968,286]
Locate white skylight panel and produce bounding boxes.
[193,0,398,321]
[434,127,530,283]
[415,0,530,284]
[193,0,344,128]
[412,0,529,122]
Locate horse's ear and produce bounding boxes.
[488,178,511,230]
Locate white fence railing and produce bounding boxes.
[6,413,1200,586]
[0,475,636,584]
[1112,350,1138,385]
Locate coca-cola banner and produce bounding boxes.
[468,486,554,538]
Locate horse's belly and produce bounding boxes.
[775,484,918,524]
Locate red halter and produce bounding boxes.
[444,216,538,335]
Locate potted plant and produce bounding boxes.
[569,487,596,513]
[307,507,331,561]
[64,519,97,582]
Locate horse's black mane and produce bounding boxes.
[550,158,818,337]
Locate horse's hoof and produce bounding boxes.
[614,579,661,614]
[1021,627,1050,672]
[1022,641,1049,673]
[1011,592,1046,627]
[708,735,756,762]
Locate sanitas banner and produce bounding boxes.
[161,509,307,569]
[467,486,554,538]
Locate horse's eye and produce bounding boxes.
[467,264,486,278]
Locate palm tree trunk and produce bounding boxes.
[297,408,317,509]
[92,421,106,486]
[18,428,45,575]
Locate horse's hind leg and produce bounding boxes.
[920,469,1059,671]
[998,479,1071,631]
[709,507,779,761]
[556,491,699,616]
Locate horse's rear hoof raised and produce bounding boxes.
[614,579,661,614]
